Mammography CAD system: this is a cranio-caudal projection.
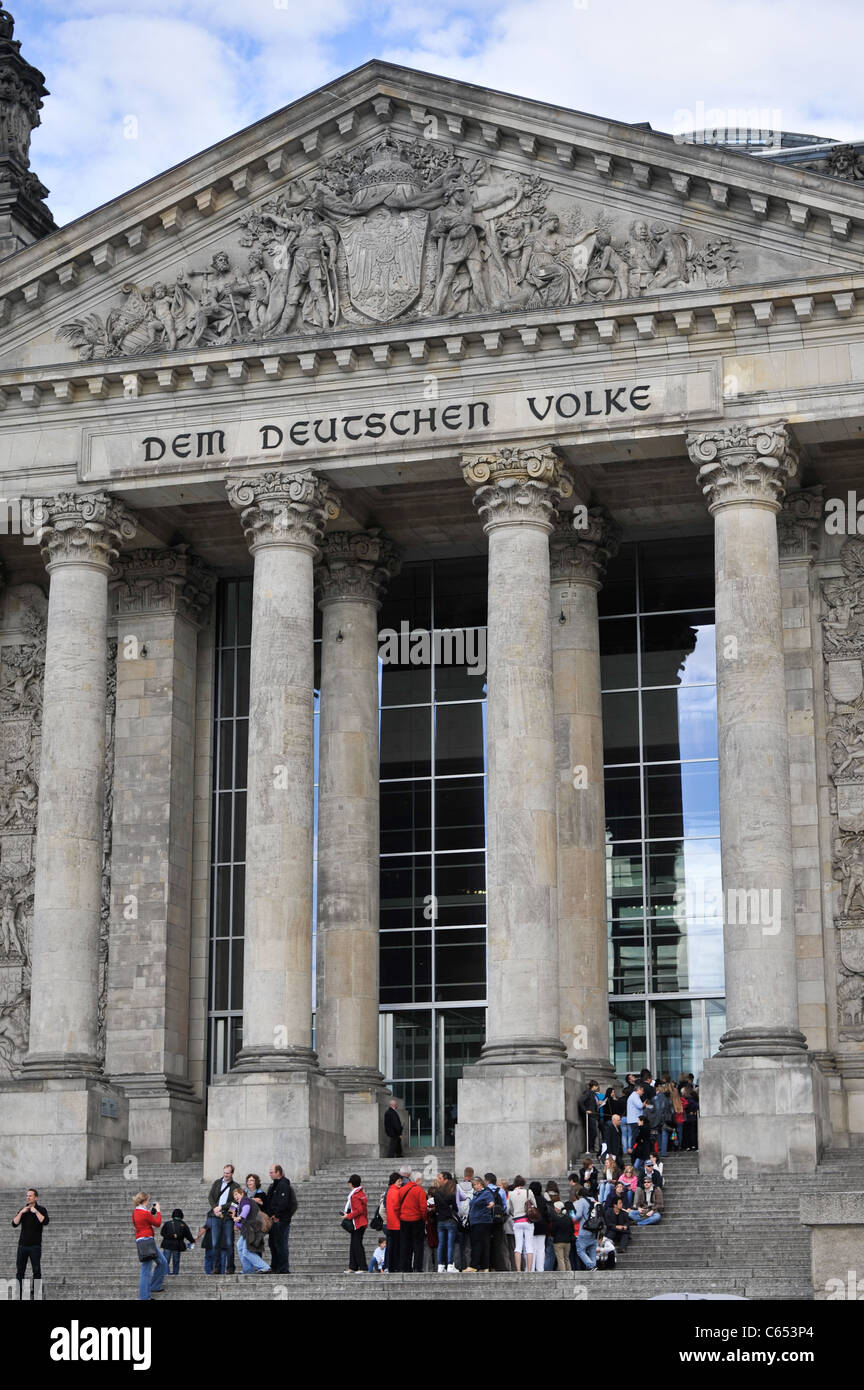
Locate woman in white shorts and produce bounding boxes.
[508,1176,534,1271]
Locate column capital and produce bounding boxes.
[37,491,138,573]
[226,469,340,555]
[777,487,824,560]
[550,507,622,587]
[686,422,798,514]
[316,529,401,607]
[462,444,573,532]
[110,544,216,624]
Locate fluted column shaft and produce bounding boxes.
[687,424,806,1056]
[551,509,620,1074]
[463,446,571,1063]
[315,531,400,1083]
[226,470,339,1070]
[24,491,137,1076]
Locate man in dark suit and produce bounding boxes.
[384,1099,403,1158]
[602,1112,624,1161]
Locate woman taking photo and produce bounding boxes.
[343,1174,368,1273]
[132,1192,168,1301]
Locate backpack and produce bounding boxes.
[491,1190,507,1225]
[258,1210,273,1234]
[584,1202,605,1235]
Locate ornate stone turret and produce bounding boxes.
[0,7,55,259]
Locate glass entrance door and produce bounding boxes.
[380,1006,485,1147]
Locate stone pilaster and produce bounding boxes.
[315,530,401,1155]
[0,492,136,1185]
[686,425,829,1172]
[103,546,215,1161]
[455,445,582,1176]
[203,471,344,1181]
[550,507,621,1088]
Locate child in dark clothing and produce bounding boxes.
[160,1208,195,1275]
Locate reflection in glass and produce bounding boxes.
[602,691,640,764]
[641,687,718,762]
[640,615,715,688]
[645,763,720,840]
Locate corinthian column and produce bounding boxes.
[315,530,401,1154]
[686,423,828,1172]
[456,445,580,1177]
[203,470,345,1182]
[550,508,620,1082]
[24,491,137,1077]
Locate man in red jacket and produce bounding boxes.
[397,1170,428,1273]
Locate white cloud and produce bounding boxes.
[17,0,864,227]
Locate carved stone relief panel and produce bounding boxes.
[57,130,739,359]
[821,538,864,1043]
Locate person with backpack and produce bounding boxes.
[233,1186,270,1273]
[464,1176,495,1272]
[484,1172,510,1272]
[455,1168,474,1270]
[396,1170,427,1272]
[160,1207,195,1275]
[573,1186,604,1270]
[432,1172,460,1272]
[265,1163,297,1274]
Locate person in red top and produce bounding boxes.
[343,1175,368,1273]
[397,1171,428,1273]
[383,1171,402,1273]
[132,1191,169,1300]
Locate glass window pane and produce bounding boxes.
[218,650,235,717]
[607,844,644,920]
[380,706,432,779]
[233,791,246,860]
[434,852,487,925]
[640,536,714,612]
[389,1009,433,1078]
[609,1000,648,1075]
[647,837,722,923]
[640,614,715,688]
[602,691,639,764]
[380,855,432,930]
[220,583,238,646]
[598,543,637,617]
[600,618,638,689]
[378,565,432,634]
[235,720,248,790]
[215,792,233,863]
[435,777,486,850]
[641,687,718,761]
[609,921,646,994]
[380,656,432,707]
[381,782,431,854]
[435,930,486,1000]
[645,762,720,840]
[604,767,642,842]
[236,580,253,645]
[230,939,244,1010]
[648,919,724,993]
[380,931,432,1003]
[434,702,485,776]
[433,557,487,629]
[232,866,245,935]
[212,938,229,1011]
[236,647,250,718]
[213,865,231,936]
[434,630,487,700]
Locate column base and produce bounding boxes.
[716,1025,809,1057]
[455,1058,581,1177]
[18,1052,102,1080]
[0,1075,129,1186]
[324,1069,403,1159]
[203,1066,344,1182]
[697,1053,831,1175]
[111,1074,203,1162]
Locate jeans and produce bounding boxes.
[203,1245,216,1274]
[576,1229,597,1270]
[621,1121,634,1153]
[598,1181,612,1202]
[16,1245,41,1297]
[368,1254,386,1272]
[207,1215,233,1274]
[437,1219,457,1266]
[138,1245,168,1300]
[237,1234,269,1272]
[656,1127,669,1156]
[268,1218,291,1273]
[165,1250,181,1275]
[543,1236,556,1271]
[635,1211,661,1225]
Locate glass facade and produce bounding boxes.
[206,537,726,1128]
[600,538,725,1077]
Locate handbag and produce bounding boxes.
[258,1211,273,1234]
[136,1236,159,1263]
[341,1216,355,1233]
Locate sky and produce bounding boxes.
[13,0,864,228]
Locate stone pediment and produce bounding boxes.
[3,60,864,373]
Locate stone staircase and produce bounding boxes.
[3,1145,862,1300]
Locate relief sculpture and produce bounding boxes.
[57,131,737,360]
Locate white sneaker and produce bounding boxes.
[447,1264,458,1273]
[437,1263,445,1273]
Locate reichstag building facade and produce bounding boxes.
[0,15,863,1182]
